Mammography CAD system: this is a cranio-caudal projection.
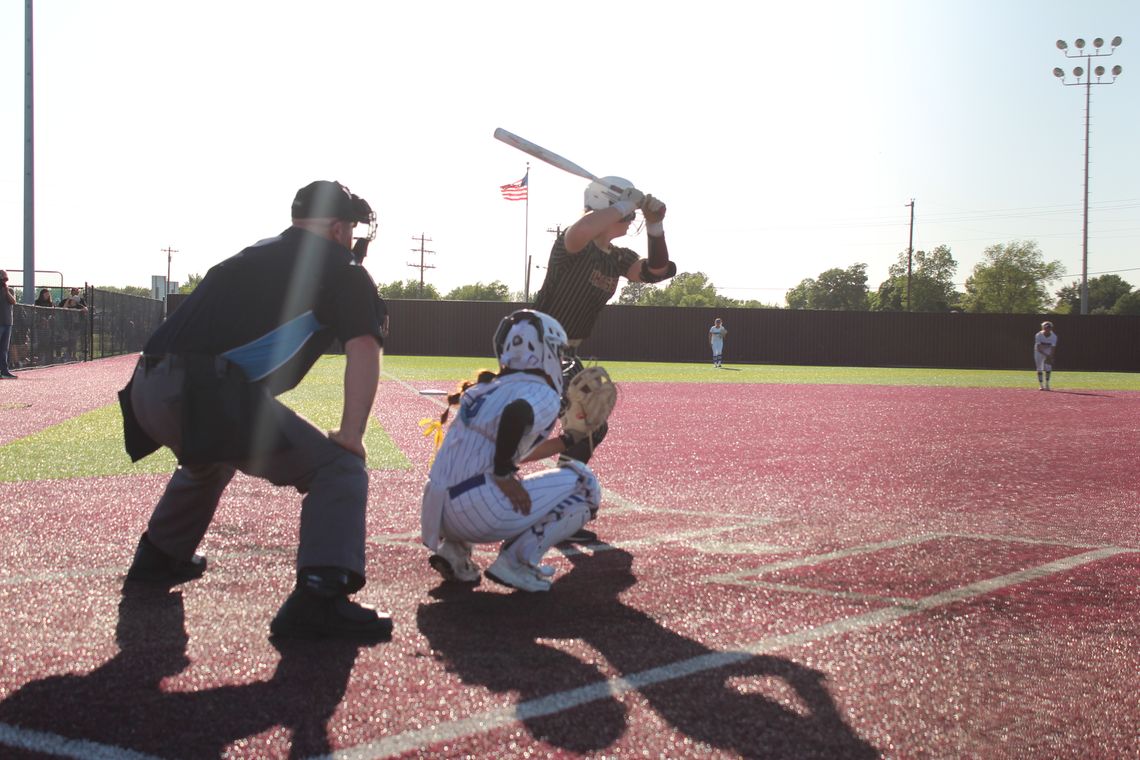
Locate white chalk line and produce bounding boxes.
[321,545,1134,759]
[3,372,1133,757]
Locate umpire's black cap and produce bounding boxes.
[291,180,373,223]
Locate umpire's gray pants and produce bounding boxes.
[129,360,369,579]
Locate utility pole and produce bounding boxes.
[905,200,915,312]
[1053,36,1124,315]
[408,234,435,298]
[525,225,562,302]
[161,246,178,316]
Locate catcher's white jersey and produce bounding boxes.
[1034,330,1057,370]
[427,372,561,487]
[422,371,599,552]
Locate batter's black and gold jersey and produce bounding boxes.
[533,233,639,341]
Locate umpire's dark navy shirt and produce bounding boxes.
[145,226,386,395]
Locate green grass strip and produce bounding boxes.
[382,355,1140,391]
[0,358,409,483]
[3,355,1136,482]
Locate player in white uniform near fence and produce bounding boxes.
[421,310,600,592]
[708,318,728,368]
[1034,320,1058,390]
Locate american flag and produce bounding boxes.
[499,172,528,201]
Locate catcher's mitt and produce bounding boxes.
[561,365,617,440]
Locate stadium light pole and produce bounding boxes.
[1053,36,1123,315]
[905,199,915,312]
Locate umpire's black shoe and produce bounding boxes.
[270,588,393,643]
[125,532,207,585]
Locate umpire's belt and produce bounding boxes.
[140,353,235,377]
[448,474,487,499]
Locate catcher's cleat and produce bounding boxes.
[126,532,207,585]
[562,527,598,544]
[270,587,392,642]
[485,554,552,592]
[428,539,482,584]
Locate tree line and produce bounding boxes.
[373,239,1138,315]
[778,240,1138,315]
[97,239,1140,315]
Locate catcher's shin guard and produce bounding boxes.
[508,461,599,567]
[507,503,591,570]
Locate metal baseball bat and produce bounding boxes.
[493,128,598,182]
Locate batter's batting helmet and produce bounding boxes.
[584,176,635,212]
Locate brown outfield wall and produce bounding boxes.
[377,300,1140,372]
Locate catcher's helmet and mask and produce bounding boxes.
[493,310,569,396]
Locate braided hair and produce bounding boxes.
[438,369,499,426]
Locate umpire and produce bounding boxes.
[119,180,392,642]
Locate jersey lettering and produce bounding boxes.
[460,386,500,424]
[588,269,620,293]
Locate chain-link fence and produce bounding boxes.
[91,289,164,360]
[7,287,164,370]
[9,303,87,367]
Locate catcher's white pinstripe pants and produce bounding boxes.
[422,464,598,563]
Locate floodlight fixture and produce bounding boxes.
[1052,34,1124,314]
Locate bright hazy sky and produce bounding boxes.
[2,1,1137,305]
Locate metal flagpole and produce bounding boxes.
[523,164,530,302]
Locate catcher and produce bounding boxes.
[420,310,610,592]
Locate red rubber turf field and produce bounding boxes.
[0,355,1137,759]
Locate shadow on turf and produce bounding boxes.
[0,583,362,758]
[1047,389,1113,398]
[419,548,878,758]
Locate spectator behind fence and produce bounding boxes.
[59,287,88,312]
[57,287,89,361]
[0,270,16,379]
[34,289,54,308]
